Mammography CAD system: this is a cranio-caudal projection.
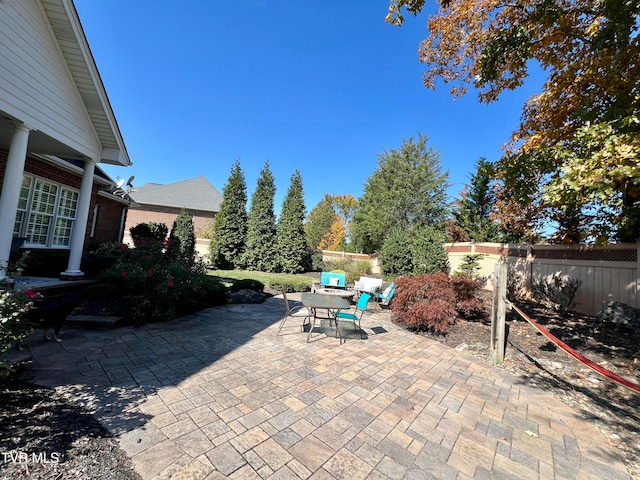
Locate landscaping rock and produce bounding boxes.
[226,289,266,304]
[597,301,640,330]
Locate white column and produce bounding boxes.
[61,159,96,279]
[0,124,30,280]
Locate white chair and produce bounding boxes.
[276,289,312,336]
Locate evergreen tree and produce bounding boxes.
[452,158,501,242]
[169,209,196,261]
[209,160,247,269]
[411,225,449,275]
[304,194,336,250]
[242,161,278,272]
[351,133,450,253]
[277,170,310,273]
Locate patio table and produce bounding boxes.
[301,292,350,343]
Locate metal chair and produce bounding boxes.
[276,289,311,336]
[372,282,396,306]
[333,292,371,339]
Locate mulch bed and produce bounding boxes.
[0,379,140,480]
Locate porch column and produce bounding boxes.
[61,158,96,279]
[0,123,31,280]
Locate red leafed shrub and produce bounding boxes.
[391,273,483,334]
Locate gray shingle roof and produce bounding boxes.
[129,176,222,213]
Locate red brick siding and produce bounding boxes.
[125,205,215,239]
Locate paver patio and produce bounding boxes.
[18,294,631,479]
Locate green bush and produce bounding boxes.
[169,209,196,262]
[309,251,324,272]
[411,226,449,275]
[129,222,168,253]
[391,273,483,334]
[1,289,41,375]
[230,279,265,292]
[380,229,414,277]
[380,226,449,277]
[269,279,312,293]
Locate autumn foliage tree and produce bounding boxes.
[305,195,337,250]
[387,0,640,241]
[318,218,346,251]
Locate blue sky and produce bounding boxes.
[75,1,544,215]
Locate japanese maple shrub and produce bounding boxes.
[391,273,483,334]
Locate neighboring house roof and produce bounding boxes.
[129,177,223,213]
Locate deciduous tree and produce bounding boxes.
[305,194,337,250]
[242,161,278,272]
[209,160,247,269]
[387,0,640,240]
[318,218,346,251]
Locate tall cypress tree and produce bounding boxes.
[241,161,278,272]
[209,160,247,269]
[277,170,309,273]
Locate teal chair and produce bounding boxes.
[333,292,371,339]
[372,282,395,306]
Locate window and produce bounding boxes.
[14,176,79,248]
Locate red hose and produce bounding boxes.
[510,303,640,393]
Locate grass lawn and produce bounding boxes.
[209,270,317,292]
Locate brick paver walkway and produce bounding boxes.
[18,294,631,479]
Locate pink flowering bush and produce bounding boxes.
[92,225,226,323]
[1,289,42,370]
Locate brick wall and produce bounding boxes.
[124,205,214,239]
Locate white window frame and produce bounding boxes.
[14,175,80,249]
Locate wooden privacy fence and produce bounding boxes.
[446,242,639,316]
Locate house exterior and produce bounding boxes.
[0,0,131,280]
[124,177,222,257]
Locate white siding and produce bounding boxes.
[0,0,100,158]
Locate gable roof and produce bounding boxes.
[129,177,223,213]
[0,0,131,166]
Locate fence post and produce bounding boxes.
[491,262,508,365]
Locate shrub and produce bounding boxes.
[230,279,265,292]
[310,251,324,272]
[1,289,41,374]
[530,273,582,312]
[454,253,487,286]
[99,242,227,323]
[169,209,196,262]
[411,226,449,275]
[129,222,168,253]
[391,273,482,334]
[269,279,312,293]
[380,229,414,277]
